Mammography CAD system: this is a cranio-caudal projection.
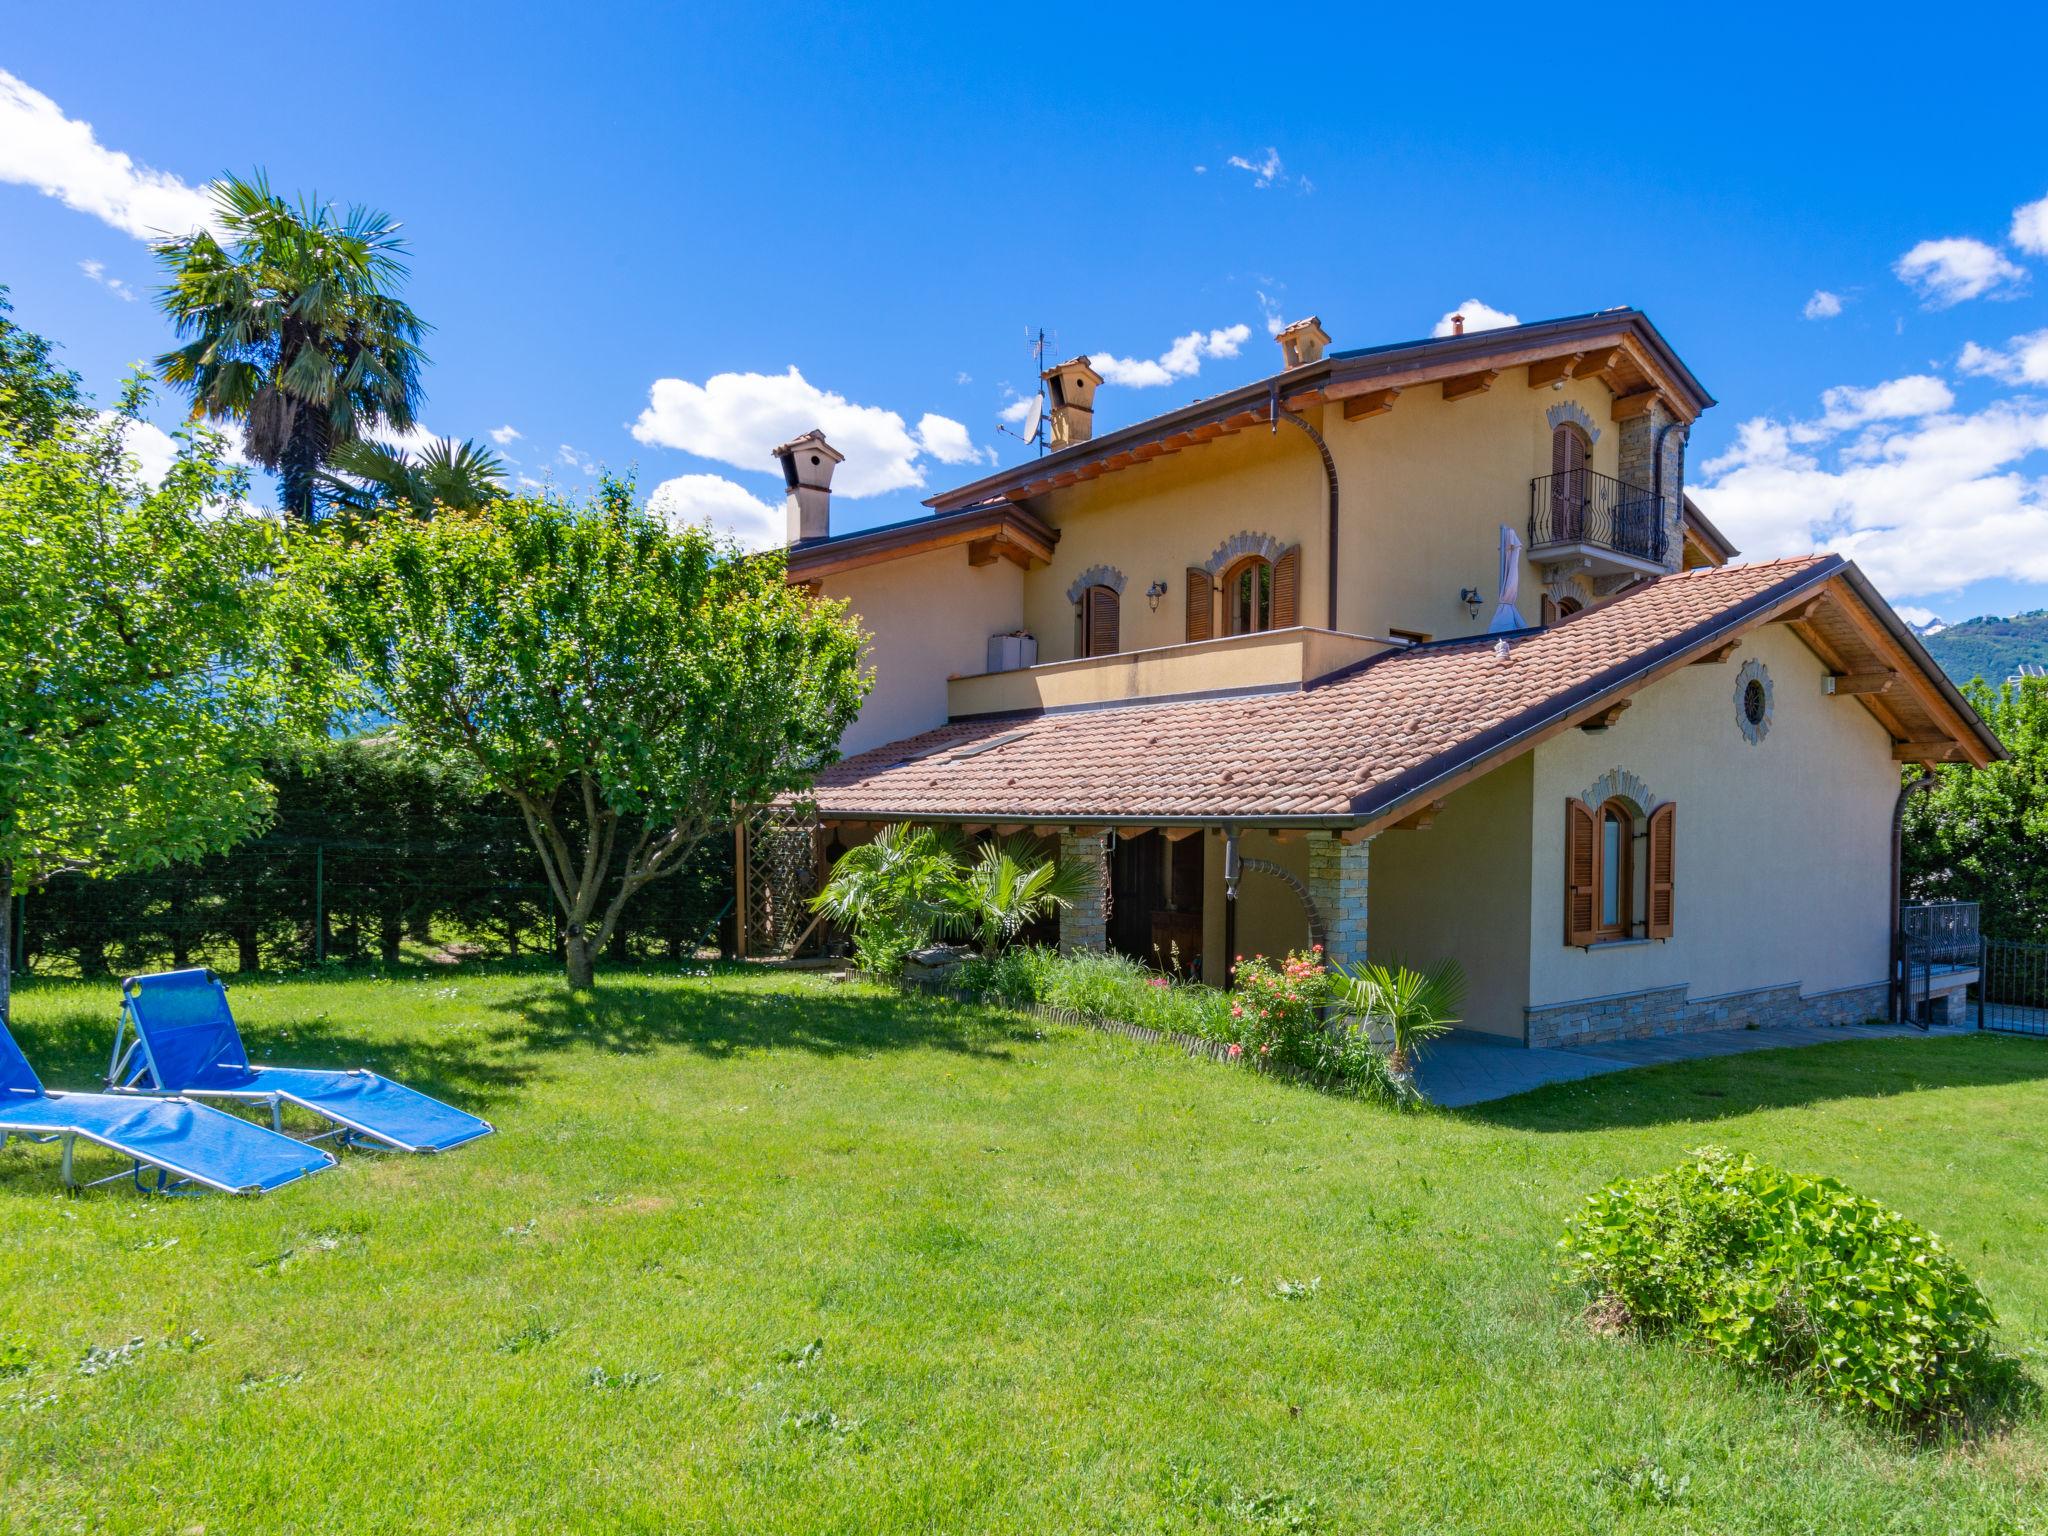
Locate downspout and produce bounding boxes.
[1270,382,1341,628]
[1889,771,1937,1022]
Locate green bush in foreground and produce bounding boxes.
[1561,1146,2014,1427]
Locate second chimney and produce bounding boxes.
[1042,356,1104,448]
[773,429,843,544]
[1274,315,1331,368]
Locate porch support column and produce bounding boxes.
[1306,832,1371,971]
[1058,831,1109,953]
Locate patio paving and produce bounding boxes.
[1415,1019,1975,1108]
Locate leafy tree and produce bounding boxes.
[1903,678,2048,943]
[153,173,428,521]
[319,434,506,520]
[0,286,84,446]
[308,481,866,987]
[0,373,329,1022]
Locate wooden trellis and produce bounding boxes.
[734,809,822,958]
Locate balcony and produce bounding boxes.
[1528,469,1668,577]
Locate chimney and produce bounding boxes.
[1042,356,1103,449]
[772,429,843,544]
[1451,313,1466,336]
[1274,315,1331,368]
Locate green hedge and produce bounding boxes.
[1560,1146,2015,1427]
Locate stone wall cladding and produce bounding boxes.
[1058,831,1108,953]
[1615,398,1686,574]
[1525,979,1890,1048]
[1306,833,1371,970]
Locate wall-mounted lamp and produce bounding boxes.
[1459,586,1484,620]
[1146,579,1169,612]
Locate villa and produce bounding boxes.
[756,309,2001,1047]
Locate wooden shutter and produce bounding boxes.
[1646,802,1676,939]
[1184,567,1214,642]
[1271,545,1301,628]
[1565,799,1598,946]
[1085,585,1120,657]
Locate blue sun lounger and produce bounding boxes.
[1,1018,331,1194]
[108,969,494,1154]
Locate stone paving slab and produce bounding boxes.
[1415,1021,1973,1109]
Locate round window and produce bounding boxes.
[1733,659,1774,745]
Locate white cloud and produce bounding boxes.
[79,258,135,301]
[954,370,972,386]
[96,412,180,485]
[1956,330,2048,385]
[1815,374,1954,431]
[1893,237,2026,307]
[647,473,783,551]
[1802,289,1843,319]
[364,421,443,456]
[1692,372,2048,597]
[1431,300,1520,338]
[1092,323,1252,388]
[1223,149,1309,192]
[0,70,215,241]
[556,443,598,475]
[632,365,948,498]
[998,393,1036,425]
[487,424,521,446]
[914,412,991,466]
[2011,193,2048,258]
[1257,290,1288,336]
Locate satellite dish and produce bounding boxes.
[1020,394,1043,446]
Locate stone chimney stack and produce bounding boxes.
[1042,357,1104,449]
[1274,316,1331,368]
[773,430,844,545]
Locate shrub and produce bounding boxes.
[1560,1146,2012,1427]
[959,946,1233,1040]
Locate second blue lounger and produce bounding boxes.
[108,969,494,1154]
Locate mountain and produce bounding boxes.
[1915,609,2048,686]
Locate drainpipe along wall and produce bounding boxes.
[1270,384,1341,628]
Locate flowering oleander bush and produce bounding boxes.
[1560,1146,2017,1428]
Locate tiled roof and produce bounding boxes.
[805,555,1867,827]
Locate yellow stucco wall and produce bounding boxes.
[1367,754,1535,1038]
[1526,623,1898,1009]
[1199,829,1313,977]
[821,547,1023,758]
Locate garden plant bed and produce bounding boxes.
[2,965,2045,1533]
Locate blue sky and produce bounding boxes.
[5,2,2047,625]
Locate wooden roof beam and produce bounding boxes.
[1689,638,1741,664]
[1575,347,1623,383]
[1388,800,1446,831]
[1441,369,1498,403]
[1827,671,1899,696]
[1611,389,1663,422]
[1894,741,1964,763]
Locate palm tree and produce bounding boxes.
[811,823,965,973]
[1335,959,1466,1082]
[320,435,506,519]
[153,172,429,521]
[942,838,1096,954]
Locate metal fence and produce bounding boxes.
[1980,939,2048,1036]
[1528,469,1667,564]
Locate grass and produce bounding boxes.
[2,965,2046,1533]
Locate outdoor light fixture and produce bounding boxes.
[1460,586,1483,619]
[1146,579,1168,611]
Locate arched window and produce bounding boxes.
[1550,422,1592,540]
[1077,583,1120,657]
[1223,556,1272,635]
[1565,797,1676,945]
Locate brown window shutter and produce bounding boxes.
[1184,567,1213,642]
[1085,586,1120,657]
[1565,799,1598,946]
[1646,802,1676,939]
[1271,545,1301,628]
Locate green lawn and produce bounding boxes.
[2,967,2045,1534]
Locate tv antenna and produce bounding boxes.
[997,326,1052,456]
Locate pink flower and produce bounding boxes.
[1227,1043,1243,1059]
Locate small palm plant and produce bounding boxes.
[810,823,964,973]
[1334,959,1467,1084]
[943,838,1096,954]
[320,434,508,519]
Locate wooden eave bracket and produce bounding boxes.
[1525,353,1583,389]
[1772,592,1830,626]
[1690,638,1741,664]
[1610,388,1661,422]
[1579,699,1632,731]
[1441,369,1498,403]
[967,530,1038,570]
[1341,387,1401,421]
[1388,800,1447,831]
[1893,741,1964,764]
[1827,671,1898,696]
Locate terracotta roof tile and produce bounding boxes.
[809,556,1842,826]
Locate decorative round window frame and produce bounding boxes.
[1734,658,1774,745]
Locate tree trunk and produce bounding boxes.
[380,906,403,966]
[0,859,13,1027]
[235,925,261,974]
[565,931,596,989]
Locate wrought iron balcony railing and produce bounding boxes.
[1528,469,1667,564]
[1900,900,1980,966]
